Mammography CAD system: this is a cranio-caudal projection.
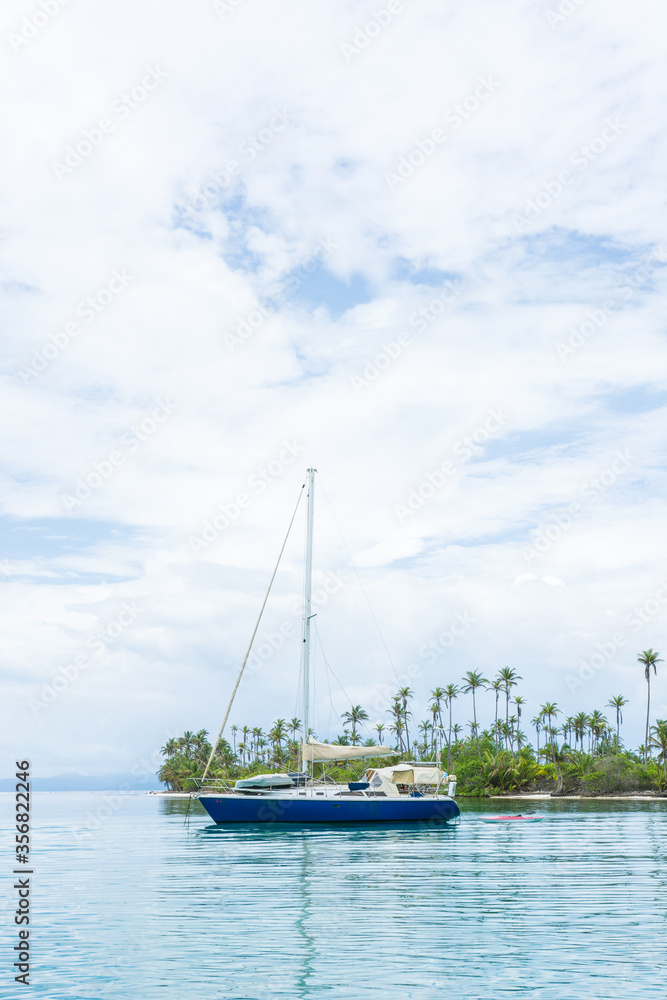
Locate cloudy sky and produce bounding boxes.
[2,0,666,775]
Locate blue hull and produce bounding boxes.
[198,794,460,824]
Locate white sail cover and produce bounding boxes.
[301,740,395,762]
[365,764,447,786]
[234,773,294,789]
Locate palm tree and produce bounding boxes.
[161,737,179,758]
[607,696,627,744]
[507,714,518,753]
[540,703,559,745]
[588,710,607,753]
[638,650,663,767]
[374,722,386,744]
[462,670,488,758]
[565,750,595,793]
[451,723,463,746]
[215,738,236,772]
[418,720,431,755]
[531,715,542,752]
[430,687,446,756]
[444,684,459,768]
[158,759,182,791]
[563,717,574,746]
[649,720,667,782]
[388,717,404,753]
[341,705,369,743]
[397,687,413,755]
[498,667,522,747]
[387,697,405,753]
[193,729,212,766]
[572,712,588,751]
[539,702,562,790]
[289,717,301,740]
[269,719,287,765]
[430,687,445,725]
[490,679,503,748]
[513,696,524,741]
[499,721,511,749]
[429,701,440,756]
[252,727,263,761]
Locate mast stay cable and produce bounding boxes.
[201,479,305,782]
[316,473,401,684]
[316,630,377,741]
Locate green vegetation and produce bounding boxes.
[158,649,666,796]
[157,728,396,792]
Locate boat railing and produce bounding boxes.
[195,775,342,794]
[195,778,235,793]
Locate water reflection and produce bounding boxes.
[295,835,316,1000]
[157,795,207,816]
[12,792,667,998]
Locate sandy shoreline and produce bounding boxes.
[488,793,667,801]
[147,791,196,798]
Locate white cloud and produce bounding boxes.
[1,0,666,772]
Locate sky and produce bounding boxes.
[2,0,666,775]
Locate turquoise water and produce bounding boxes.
[4,792,667,998]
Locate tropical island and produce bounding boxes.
[158,650,667,797]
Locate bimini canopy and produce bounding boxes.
[301,740,396,763]
[365,764,447,786]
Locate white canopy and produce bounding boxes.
[365,764,447,786]
[301,740,396,762]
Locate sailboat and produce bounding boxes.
[197,469,460,824]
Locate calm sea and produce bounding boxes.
[3,792,666,999]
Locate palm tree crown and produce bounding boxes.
[638,649,663,766]
[462,671,488,758]
[607,695,627,743]
[497,667,522,734]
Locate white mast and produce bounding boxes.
[301,468,316,771]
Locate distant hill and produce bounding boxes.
[0,772,161,792]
